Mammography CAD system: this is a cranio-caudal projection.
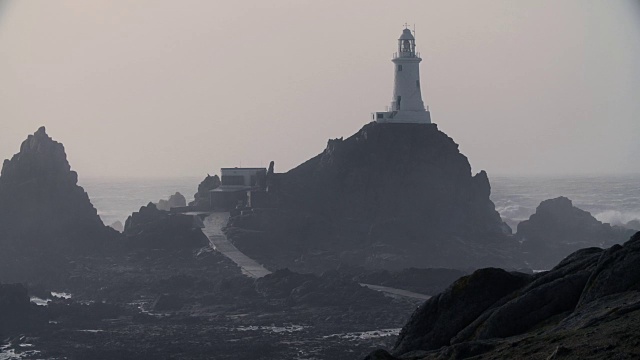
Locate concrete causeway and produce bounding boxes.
[202,212,272,279]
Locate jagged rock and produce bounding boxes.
[0,127,115,246]
[155,192,187,211]
[227,122,520,271]
[517,197,635,269]
[0,283,30,334]
[0,127,117,283]
[393,268,531,354]
[189,175,220,207]
[123,203,207,249]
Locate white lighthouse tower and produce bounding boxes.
[374,27,431,124]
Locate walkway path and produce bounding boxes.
[360,283,432,301]
[202,212,272,279]
[201,212,431,301]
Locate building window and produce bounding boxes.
[397,65,403,72]
[376,113,384,119]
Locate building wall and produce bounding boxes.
[391,57,425,112]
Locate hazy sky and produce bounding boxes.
[1,1,639,178]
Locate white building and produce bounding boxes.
[210,167,267,209]
[374,28,432,124]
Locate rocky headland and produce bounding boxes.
[226,122,518,272]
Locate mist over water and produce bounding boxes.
[82,174,640,231]
[79,176,201,226]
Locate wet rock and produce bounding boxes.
[392,268,531,354]
[517,197,634,269]
[123,203,208,249]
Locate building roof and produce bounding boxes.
[220,167,266,171]
[399,28,415,40]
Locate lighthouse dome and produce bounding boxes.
[399,28,414,40]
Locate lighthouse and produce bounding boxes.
[374,27,431,124]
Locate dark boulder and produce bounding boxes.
[392,268,531,354]
[123,203,207,249]
[517,197,634,269]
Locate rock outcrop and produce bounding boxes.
[189,175,220,208]
[0,127,117,282]
[366,231,640,360]
[123,203,207,249]
[226,122,518,271]
[155,192,187,211]
[517,197,635,269]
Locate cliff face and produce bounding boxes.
[517,197,635,269]
[0,127,116,281]
[227,122,519,271]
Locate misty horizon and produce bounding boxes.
[1,1,639,178]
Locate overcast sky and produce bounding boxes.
[1,1,639,178]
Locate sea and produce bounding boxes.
[79,174,640,232]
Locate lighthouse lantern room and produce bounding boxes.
[374,27,432,124]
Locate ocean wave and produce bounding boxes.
[594,210,640,226]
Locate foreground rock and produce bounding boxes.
[227,122,519,272]
[123,203,207,249]
[517,196,635,269]
[364,231,640,359]
[0,127,117,283]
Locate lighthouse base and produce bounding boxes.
[373,110,432,124]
